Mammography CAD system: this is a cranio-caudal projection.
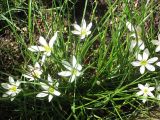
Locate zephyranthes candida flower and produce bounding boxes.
[1,76,21,101]
[23,62,43,81]
[131,49,158,74]
[36,74,61,102]
[58,56,82,83]
[72,19,92,40]
[28,32,57,56]
[126,21,145,50]
[136,83,155,103]
[151,34,160,52]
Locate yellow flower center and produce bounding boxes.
[140,60,147,66]
[48,87,54,94]
[32,70,40,78]
[81,29,87,36]
[143,88,148,94]
[44,45,51,52]
[71,68,77,75]
[10,86,17,92]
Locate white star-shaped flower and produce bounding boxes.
[36,74,61,102]
[1,76,21,101]
[131,49,158,74]
[23,62,43,81]
[151,34,160,52]
[72,19,92,40]
[58,56,82,83]
[28,32,57,56]
[126,21,145,50]
[136,83,155,103]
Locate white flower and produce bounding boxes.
[28,32,57,56]
[157,94,160,100]
[126,21,145,50]
[1,76,21,101]
[36,74,61,102]
[58,56,82,83]
[72,19,92,40]
[151,34,160,52]
[136,83,155,103]
[131,49,158,74]
[23,62,43,81]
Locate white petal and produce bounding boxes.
[140,66,145,74]
[40,82,49,90]
[9,76,15,84]
[149,87,155,91]
[1,83,10,89]
[2,94,8,98]
[145,83,149,88]
[39,36,48,46]
[86,31,91,36]
[48,74,52,83]
[157,94,160,100]
[138,84,144,90]
[151,40,160,45]
[75,71,81,76]
[147,92,154,98]
[156,46,160,52]
[148,57,158,63]
[73,24,81,31]
[49,32,57,48]
[136,91,143,96]
[130,33,136,38]
[131,61,141,66]
[62,61,72,70]
[143,49,149,60]
[23,74,33,79]
[145,64,155,71]
[72,56,77,67]
[126,21,134,31]
[82,19,86,29]
[156,62,160,67]
[139,43,145,50]
[41,54,46,65]
[11,98,15,101]
[130,40,137,50]
[28,46,45,52]
[35,62,41,68]
[54,90,61,96]
[76,64,82,71]
[36,92,48,98]
[48,95,53,102]
[86,22,92,31]
[142,98,147,103]
[58,71,72,77]
[80,35,86,40]
[70,75,76,83]
[158,34,160,41]
[137,54,142,61]
[16,81,20,87]
[71,30,81,35]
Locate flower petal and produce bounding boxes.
[136,91,143,96]
[140,66,145,74]
[39,36,48,46]
[137,54,142,61]
[58,71,72,77]
[80,35,86,40]
[131,61,141,66]
[35,62,41,68]
[40,82,49,90]
[148,57,158,63]
[147,91,154,98]
[28,46,45,52]
[62,61,72,70]
[1,83,10,89]
[156,62,160,67]
[70,75,76,83]
[48,94,53,102]
[9,76,15,84]
[149,87,155,91]
[81,19,86,29]
[76,64,82,71]
[151,40,160,45]
[49,32,57,48]
[48,74,52,83]
[73,23,81,31]
[145,64,155,71]
[156,46,160,52]
[36,92,48,98]
[138,84,144,90]
[71,30,81,35]
[72,56,77,67]
[54,90,61,96]
[86,22,92,32]
[126,21,134,31]
[158,34,160,41]
[143,49,149,60]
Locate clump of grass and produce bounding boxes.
[0,0,160,119]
